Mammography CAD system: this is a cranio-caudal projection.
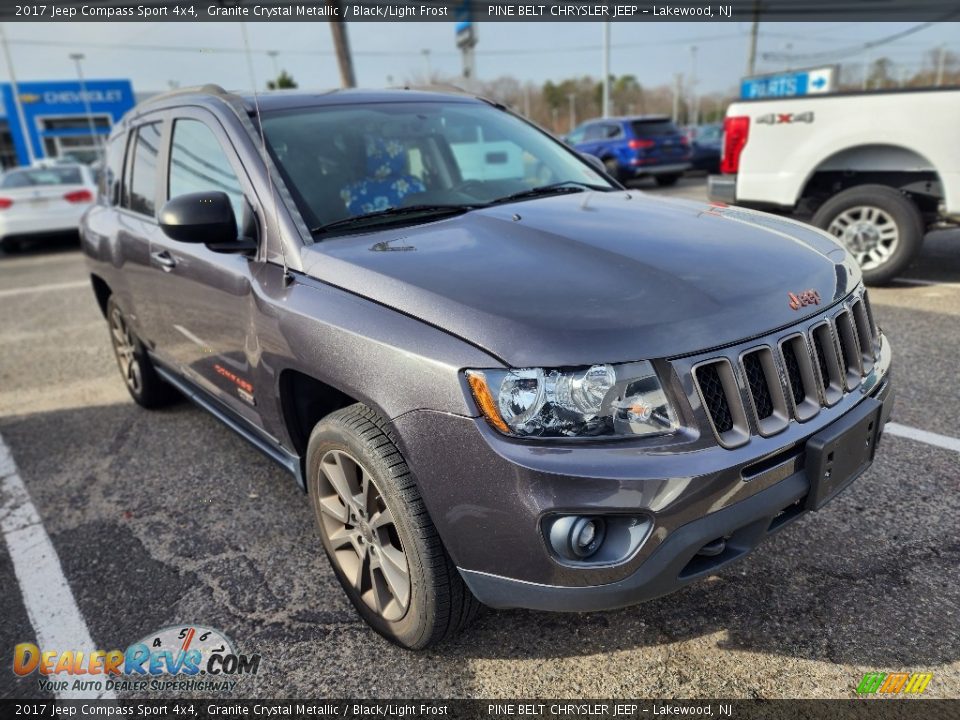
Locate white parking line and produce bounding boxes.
[0,280,89,298]
[0,433,116,700]
[885,422,960,454]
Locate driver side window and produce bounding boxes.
[168,119,245,228]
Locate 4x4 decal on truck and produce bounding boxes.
[756,111,815,125]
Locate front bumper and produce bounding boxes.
[460,380,893,611]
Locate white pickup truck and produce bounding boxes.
[708,87,960,284]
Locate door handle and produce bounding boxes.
[151,250,177,272]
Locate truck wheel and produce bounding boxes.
[106,297,178,408]
[1,238,20,253]
[812,184,923,285]
[306,404,480,649]
[655,173,681,187]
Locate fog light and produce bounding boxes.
[549,515,606,560]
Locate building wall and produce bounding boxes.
[0,79,135,166]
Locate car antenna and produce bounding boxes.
[241,22,293,287]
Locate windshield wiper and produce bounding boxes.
[311,204,475,235]
[486,181,612,207]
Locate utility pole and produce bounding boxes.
[267,50,279,78]
[523,85,530,118]
[672,73,682,124]
[746,0,760,77]
[567,93,576,131]
[601,22,610,118]
[935,44,946,86]
[0,23,34,165]
[327,4,355,88]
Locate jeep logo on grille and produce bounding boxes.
[788,289,821,310]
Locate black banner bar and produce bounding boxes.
[0,0,959,22]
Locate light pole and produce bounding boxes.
[267,50,279,79]
[567,93,576,132]
[0,23,34,165]
[69,52,101,157]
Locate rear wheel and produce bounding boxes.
[655,173,681,187]
[812,184,924,285]
[107,297,177,408]
[1,238,20,253]
[307,404,480,649]
[603,157,625,184]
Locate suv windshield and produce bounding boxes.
[260,101,613,233]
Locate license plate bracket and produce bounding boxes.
[805,397,882,510]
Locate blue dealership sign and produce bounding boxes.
[740,67,835,100]
[0,79,135,165]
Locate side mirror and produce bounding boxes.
[580,153,607,174]
[159,191,238,246]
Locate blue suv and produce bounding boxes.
[566,115,692,186]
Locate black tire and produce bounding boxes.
[307,404,480,649]
[655,173,681,187]
[1,238,20,253]
[106,296,178,408]
[811,184,924,286]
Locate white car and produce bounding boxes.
[0,163,97,252]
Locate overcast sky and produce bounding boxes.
[3,21,957,95]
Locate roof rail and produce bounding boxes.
[135,83,232,108]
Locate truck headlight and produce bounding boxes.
[466,361,679,439]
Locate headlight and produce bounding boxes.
[466,361,679,439]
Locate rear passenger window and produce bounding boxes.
[168,119,244,228]
[125,122,162,217]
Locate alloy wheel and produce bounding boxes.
[109,307,142,394]
[316,449,411,622]
[826,205,900,271]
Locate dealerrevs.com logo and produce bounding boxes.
[13,625,259,694]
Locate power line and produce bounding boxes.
[760,20,945,63]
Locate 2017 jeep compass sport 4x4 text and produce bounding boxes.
[82,87,893,649]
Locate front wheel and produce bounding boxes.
[307,404,480,649]
[811,184,924,285]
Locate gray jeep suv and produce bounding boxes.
[82,86,893,649]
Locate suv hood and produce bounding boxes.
[301,191,860,367]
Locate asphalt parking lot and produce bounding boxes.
[1,176,958,700]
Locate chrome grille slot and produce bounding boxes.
[851,297,876,370]
[834,310,863,390]
[779,334,820,422]
[862,289,878,338]
[810,322,844,406]
[693,359,749,448]
[740,347,788,436]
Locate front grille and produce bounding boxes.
[690,288,879,447]
[695,362,734,434]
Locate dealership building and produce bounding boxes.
[0,79,135,168]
